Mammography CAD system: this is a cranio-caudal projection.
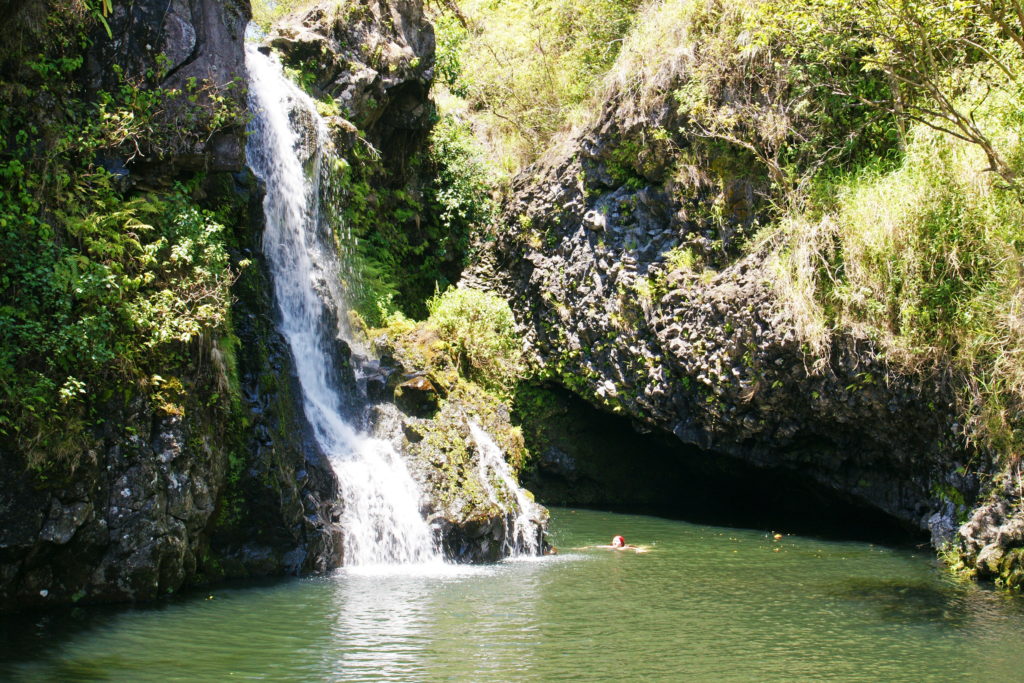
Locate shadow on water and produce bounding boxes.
[0,575,297,677]
[830,575,1024,629]
[832,578,973,628]
[520,384,924,547]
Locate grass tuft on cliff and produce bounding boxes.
[770,101,1024,455]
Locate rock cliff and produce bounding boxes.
[476,65,981,546]
[266,0,435,181]
[0,0,344,612]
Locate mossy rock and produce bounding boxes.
[997,547,1024,590]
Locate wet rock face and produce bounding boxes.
[393,375,441,417]
[366,333,549,562]
[434,515,539,563]
[204,205,345,582]
[0,400,222,610]
[268,0,435,177]
[0,186,346,613]
[0,1,347,612]
[86,0,251,172]
[480,86,975,543]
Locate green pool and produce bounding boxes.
[3,508,1022,681]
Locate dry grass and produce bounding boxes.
[433,0,643,173]
[765,214,837,364]
[769,93,1024,453]
[601,0,763,119]
[600,0,698,120]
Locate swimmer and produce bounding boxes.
[575,535,650,553]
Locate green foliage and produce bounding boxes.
[433,10,470,98]
[756,0,1024,191]
[85,0,113,38]
[606,139,648,189]
[727,0,1024,455]
[251,0,315,32]
[432,0,643,172]
[0,4,240,470]
[647,0,899,194]
[430,115,496,250]
[426,287,523,395]
[771,99,1024,454]
[340,113,495,325]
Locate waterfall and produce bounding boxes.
[245,45,441,567]
[468,422,545,557]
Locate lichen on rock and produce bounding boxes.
[955,471,1024,589]
[366,305,548,562]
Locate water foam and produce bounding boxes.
[245,45,440,567]
[468,421,546,557]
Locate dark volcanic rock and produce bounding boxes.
[0,0,347,613]
[267,0,435,178]
[394,375,441,417]
[0,398,223,610]
[957,472,1024,588]
[476,65,976,546]
[203,177,344,581]
[86,0,251,172]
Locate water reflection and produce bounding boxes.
[322,561,550,681]
[326,569,439,679]
[2,510,1023,682]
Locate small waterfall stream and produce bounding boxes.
[245,45,441,567]
[469,422,546,556]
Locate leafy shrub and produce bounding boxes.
[425,287,523,395]
[0,5,240,470]
[339,113,495,325]
[429,114,496,256]
[432,0,643,172]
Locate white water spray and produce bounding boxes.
[245,45,441,567]
[468,422,546,557]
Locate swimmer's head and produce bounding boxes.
[612,535,626,548]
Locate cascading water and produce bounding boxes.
[468,422,546,556]
[245,44,441,567]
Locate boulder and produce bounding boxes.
[394,375,441,417]
[266,0,435,177]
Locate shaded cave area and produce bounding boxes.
[515,385,923,546]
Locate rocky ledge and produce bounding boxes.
[475,62,988,556]
[362,327,549,563]
[266,0,435,175]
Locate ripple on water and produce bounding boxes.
[2,508,1024,682]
